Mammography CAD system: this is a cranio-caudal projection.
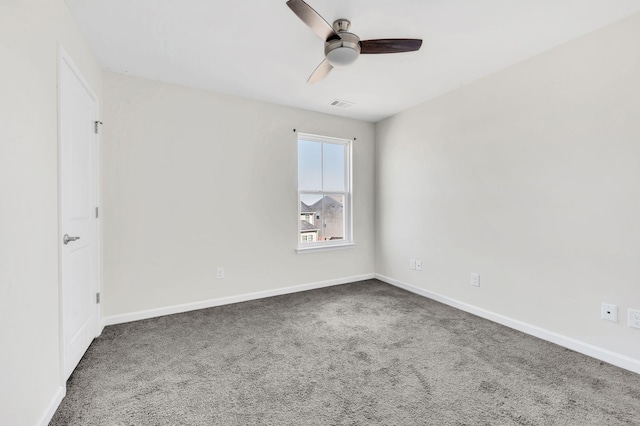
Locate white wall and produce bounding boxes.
[101,72,375,318]
[0,1,102,425]
[376,13,640,366]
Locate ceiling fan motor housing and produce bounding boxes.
[325,20,361,67]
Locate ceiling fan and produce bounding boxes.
[286,0,423,83]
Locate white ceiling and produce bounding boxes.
[66,0,640,122]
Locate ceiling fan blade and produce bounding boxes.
[286,0,339,42]
[360,39,423,54]
[307,59,333,83]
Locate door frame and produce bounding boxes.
[57,45,102,384]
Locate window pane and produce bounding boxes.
[322,143,345,192]
[322,194,345,241]
[300,193,322,243]
[298,140,322,191]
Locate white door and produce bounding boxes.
[59,50,100,380]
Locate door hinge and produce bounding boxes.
[95,206,99,218]
[94,121,103,134]
[96,292,101,304]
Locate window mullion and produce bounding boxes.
[320,142,325,242]
[320,142,324,192]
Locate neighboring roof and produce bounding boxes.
[300,220,318,231]
[300,202,315,213]
[310,196,342,211]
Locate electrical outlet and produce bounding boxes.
[416,260,422,271]
[470,273,480,287]
[410,259,416,270]
[628,309,640,329]
[216,267,224,279]
[601,303,617,322]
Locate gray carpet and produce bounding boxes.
[51,280,640,425]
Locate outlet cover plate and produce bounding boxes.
[628,309,640,329]
[470,273,480,287]
[601,303,618,322]
[416,260,422,271]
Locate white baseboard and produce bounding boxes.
[102,273,376,327]
[38,385,65,426]
[376,274,640,375]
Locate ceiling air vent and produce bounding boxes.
[329,99,354,109]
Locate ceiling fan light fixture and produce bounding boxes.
[326,46,359,67]
[324,31,361,68]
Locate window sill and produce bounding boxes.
[296,242,355,254]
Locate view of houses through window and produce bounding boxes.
[298,134,351,247]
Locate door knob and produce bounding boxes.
[63,234,81,245]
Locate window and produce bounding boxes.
[301,234,316,242]
[297,133,352,252]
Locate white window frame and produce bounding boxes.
[297,133,353,254]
